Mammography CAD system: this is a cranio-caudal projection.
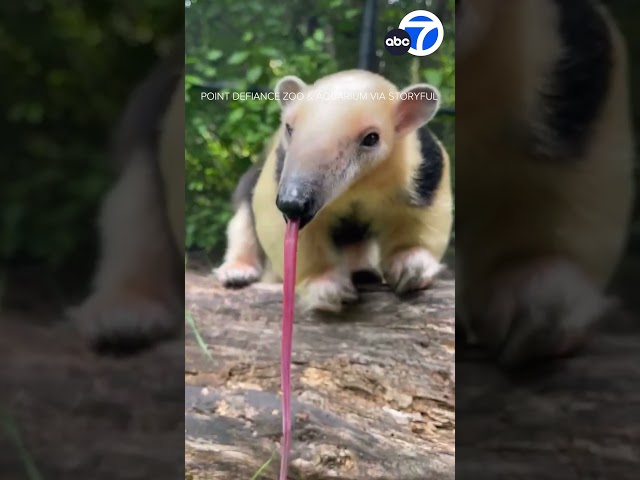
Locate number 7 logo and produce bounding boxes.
[399,10,445,57]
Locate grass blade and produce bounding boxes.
[249,451,275,480]
[185,309,213,362]
[0,407,44,480]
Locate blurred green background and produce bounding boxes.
[0,1,182,308]
[185,0,456,261]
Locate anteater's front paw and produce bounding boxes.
[68,292,180,353]
[469,259,616,368]
[383,247,442,294]
[300,270,358,313]
[214,261,261,288]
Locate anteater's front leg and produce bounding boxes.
[378,208,450,294]
[294,225,358,313]
[215,201,263,288]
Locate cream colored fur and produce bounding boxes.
[69,71,183,347]
[68,147,181,345]
[159,75,185,253]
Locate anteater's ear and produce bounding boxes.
[394,84,441,136]
[275,76,307,109]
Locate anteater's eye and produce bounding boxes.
[285,123,293,136]
[361,132,379,147]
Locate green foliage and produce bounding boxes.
[0,1,182,268]
[186,0,456,255]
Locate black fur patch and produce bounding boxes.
[329,207,372,248]
[274,141,286,183]
[230,164,262,255]
[111,39,184,170]
[351,270,383,285]
[231,163,261,211]
[409,127,444,207]
[537,0,612,159]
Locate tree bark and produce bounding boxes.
[185,270,456,480]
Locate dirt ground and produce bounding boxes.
[0,310,185,480]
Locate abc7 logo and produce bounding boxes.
[384,29,411,56]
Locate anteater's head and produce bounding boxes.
[273,70,440,229]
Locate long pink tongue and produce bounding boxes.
[279,219,299,480]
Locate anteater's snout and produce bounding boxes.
[276,182,318,229]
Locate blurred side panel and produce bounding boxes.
[456,0,640,478]
[0,1,185,479]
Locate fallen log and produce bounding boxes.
[184,270,456,480]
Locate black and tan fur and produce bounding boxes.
[456,0,634,366]
[216,69,453,313]
[68,38,184,351]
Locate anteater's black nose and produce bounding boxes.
[276,186,313,221]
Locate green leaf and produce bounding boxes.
[345,8,360,19]
[228,108,244,123]
[206,49,223,61]
[423,69,444,87]
[185,74,205,86]
[259,46,280,58]
[246,65,263,83]
[227,51,250,65]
